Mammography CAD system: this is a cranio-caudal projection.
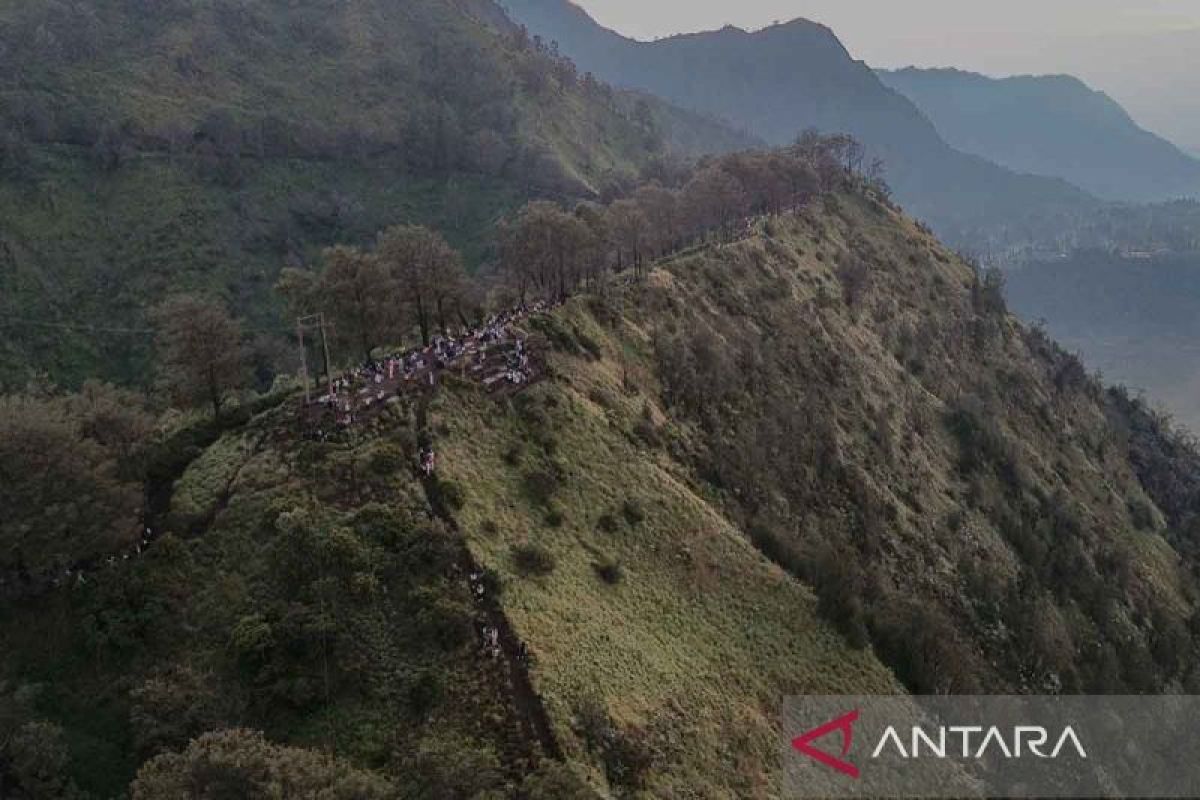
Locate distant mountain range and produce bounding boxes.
[498,0,1098,245]
[878,68,1200,203]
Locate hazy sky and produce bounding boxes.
[572,1,1200,150]
[570,1,1200,55]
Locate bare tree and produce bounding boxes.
[607,199,650,277]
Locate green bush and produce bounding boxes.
[367,444,405,476]
[523,469,561,506]
[521,762,599,799]
[596,513,619,534]
[512,543,556,577]
[621,499,645,526]
[594,558,624,585]
[436,479,466,511]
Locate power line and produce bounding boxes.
[0,316,156,334]
[0,315,300,337]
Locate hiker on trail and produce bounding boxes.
[420,446,436,477]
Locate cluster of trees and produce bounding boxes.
[2,295,254,585]
[278,225,473,362]
[264,135,870,374]
[496,138,870,299]
[129,729,393,800]
[0,383,153,581]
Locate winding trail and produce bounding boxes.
[414,394,564,764]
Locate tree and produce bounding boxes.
[500,202,588,301]
[574,201,611,289]
[607,199,650,278]
[682,167,747,241]
[152,294,246,419]
[376,225,468,346]
[131,729,394,800]
[1,720,79,800]
[315,246,395,361]
[632,183,679,258]
[0,394,140,578]
[65,380,156,476]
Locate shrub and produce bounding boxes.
[523,469,561,506]
[435,479,465,511]
[512,543,556,577]
[587,387,614,409]
[602,728,654,790]
[944,396,1021,487]
[1128,497,1157,531]
[633,404,661,448]
[837,255,872,307]
[621,499,645,526]
[593,558,624,585]
[545,504,566,528]
[809,544,870,649]
[521,762,599,800]
[596,513,619,534]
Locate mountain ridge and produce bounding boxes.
[497,0,1100,247]
[879,66,1200,202]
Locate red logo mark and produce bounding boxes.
[792,709,861,779]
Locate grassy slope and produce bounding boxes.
[433,336,898,795]
[580,194,1192,692]
[432,316,902,796]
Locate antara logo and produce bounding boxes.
[792,710,862,779]
[792,710,1087,780]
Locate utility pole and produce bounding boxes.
[297,319,311,404]
[296,313,335,402]
[318,312,334,398]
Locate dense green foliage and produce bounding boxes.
[0,390,147,578]
[0,0,746,390]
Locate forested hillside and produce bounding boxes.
[0,0,751,389]
[7,139,1200,798]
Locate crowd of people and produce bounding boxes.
[303,298,557,440]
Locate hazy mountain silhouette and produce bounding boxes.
[498,0,1099,243]
[879,68,1200,203]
